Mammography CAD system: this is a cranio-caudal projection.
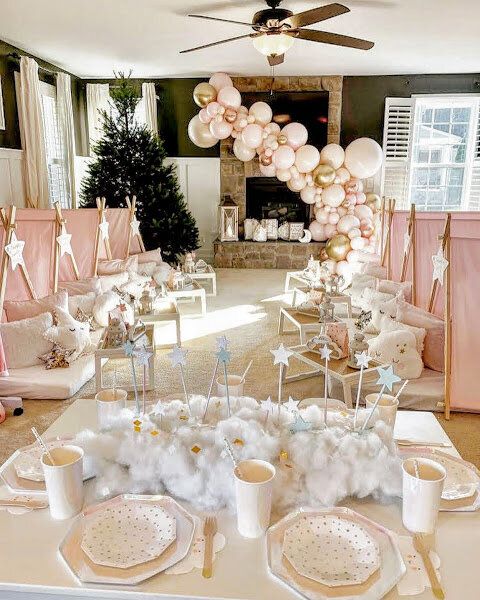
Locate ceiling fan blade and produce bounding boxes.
[290,29,374,50]
[180,33,258,54]
[281,3,350,28]
[268,53,285,66]
[187,14,253,26]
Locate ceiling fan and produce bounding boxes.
[179,1,374,66]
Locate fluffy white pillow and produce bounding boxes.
[369,297,400,333]
[44,308,94,362]
[0,312,53,368]
[381,318,426,355]
[368,329,423,379]
[344,274,377,309]
[137,261,157,277]
[98,272,129,293]
[93,291,134,327]
[4,290,68,322]
[152,263,171,285]
[68,292,96,317]
[377,279,412,303]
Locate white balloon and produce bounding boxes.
[287,176,307,192]
[233,138,256,161]
[348,227,362,239]
[351,236,368,250]
[309,221,327,241]
[322,184,346,207]
[208,72,233,92]
[276,168,292,182]
[344,138,383,179]
[354,204,374,221]
[336,167,351,185]
[320,144,345,170]
[249,101,273,126]
[295,145,320,173]
[259,163,277,177]
[337,215,360,235]
[300,186,317,204]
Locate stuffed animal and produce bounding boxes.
[44,308,94,362]
[368,329,423,379]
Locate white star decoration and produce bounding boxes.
[270,343,294,367]
[168,345,188,368]
[355,350,372,369]
[432,247,449,286]
[376,365,401,392]
[56,224,73,257]
[283,396,300,412]
[403,232,411,256]
[134,345,153,366]
[320,344,333,361]
[130,218,141,237]
[99,217,109,241]
[260,396,276,413]
[4,231,25,271]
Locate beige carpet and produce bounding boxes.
[1,269,479,468]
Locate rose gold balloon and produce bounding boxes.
[313,163,336,187]
[360,222,375,238]
[224,108,237,123]
[325,234,351,262]
[260,153,272,166]
[277,134,288,145]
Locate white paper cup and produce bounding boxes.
[96,388,127,429]
[365,393,399,428]
[234,459,276,538]
[216,374,244,398]
[402,457,446,534]
[41,445,85,520]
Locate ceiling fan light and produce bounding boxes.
[252,33,295,57]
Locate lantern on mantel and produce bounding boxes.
[219,195,239,242]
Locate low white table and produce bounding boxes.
[278,307,323,345]
[137,300,181,349]
[161,280,207,316]
[0,400,478,600]
[284,270,308,293]
[292,286,353,318]
[186,266,217,296]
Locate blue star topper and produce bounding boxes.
[123,340,135,357]
[376,365,401,392]
[216,347,231,364]
[289,413,313,434]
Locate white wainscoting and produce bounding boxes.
[0,148,25,207]
[166,157,220,263]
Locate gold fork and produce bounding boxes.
[412,534,445,600]
[202,516,218,579]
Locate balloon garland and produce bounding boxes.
[188,72,383,275]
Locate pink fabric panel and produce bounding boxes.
[60,209,104,280]
[106,209,142,259]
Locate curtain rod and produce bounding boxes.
[8,52,57,76]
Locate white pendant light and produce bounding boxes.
[252,33,295,57]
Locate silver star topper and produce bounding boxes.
[168,345,188,368]
[260,396,275,413]
[216,335,229,351]
[355,350,372,369]
[56,224,73,257]
[319,344,333,361]
[283,396,300,412]
[133,345,153,366]
[4,231,25,271]
[432,246,449,286]
[376,365,401,392]
[271,343,294,367]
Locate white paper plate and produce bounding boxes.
[283,514,380,587]
[14,439,71,482]
[81,500,176,569]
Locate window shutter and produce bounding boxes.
[468,109,480,210]
[381,98,413,209]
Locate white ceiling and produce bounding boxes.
[1,0,479,78]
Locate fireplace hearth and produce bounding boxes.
[246,177,310,225]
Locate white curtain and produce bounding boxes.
[142,82,158,135]
[17,57,49,208]
[86,83,110,152]
[56,73,77,207]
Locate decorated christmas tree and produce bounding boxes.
[80,76,199,263]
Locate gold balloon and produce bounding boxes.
[325,234,351,262]
[193,82,217,108]
[365,193,381,212]
[277,134,288,145]
[313,163,336,188]
[320,248,329,262]
[224,108,237,123]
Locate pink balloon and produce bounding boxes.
[209,72,233,92]
[206,102,221,118]
[354,205,374,221]
[336,260,351,278]
[241,123,263,149]
[322,184,346,208]
[217,86,241,109]
[328,212,340,225]
[233,138,256,161]
[351,236,368,250]
[337,215,360,235]
[300,186,317,204]
[276,168,292,182]
[344,137,383,179]
[315,208,329,224]
[335,167,351,185]
[295,145,320,173]
[287,176,306,192]
[337,206,348,217]
[356,192,367,204]
[348,227,361,239]
[249,101,272,126]
[320,144,345,170]
[309,221,327,241]
[209,119,233,140]
[198,108,211,124]
[324,224,337,238]
[281,122,308,150]
[259,163,277,177]
[272,145,295,170]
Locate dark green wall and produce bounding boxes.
[341,73,480,147]
[0,39,84,153]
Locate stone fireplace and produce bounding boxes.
[214,75,343,269]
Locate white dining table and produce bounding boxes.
[0,399,478,600]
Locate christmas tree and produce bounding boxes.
[80,76,199,263]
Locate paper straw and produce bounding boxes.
[241,360,253,382]
[223,361,231,418]
[31,427,56,466]
[394,379,409,401]
[223,437,243,478]
[353,365,365,429]
[414,459,420,479]
[323,357,329,426]
[360,384,386,432]
[130,355,140,415]
[113,363,117,399]
[277,364,283,422]
[179,364,191,414]
[142,364,146,415]
[203,357,219,422]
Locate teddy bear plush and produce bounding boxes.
[44,308,94,362]
[368,329,423,379]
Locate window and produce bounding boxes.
[382,95,480,211]
[39,81,70,208]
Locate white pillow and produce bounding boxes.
[377,279,412,303]
[137,261,157,277]
[360,263,388,279]
[152,264,171,285]
[93,291,134,327]
[0,312,53,368]
[98,272,129,293]
[381,318,426,355]
[68,292,96,317]
[44,308,93,362]
[368,329,423,380]
[344,274,378,309]
[369,297,400,333]
[4,289,68,322]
